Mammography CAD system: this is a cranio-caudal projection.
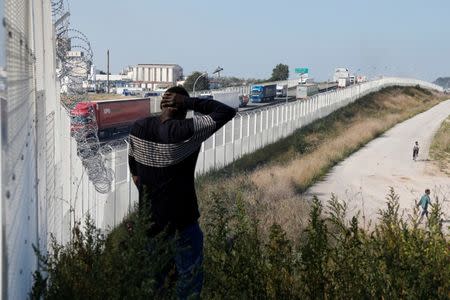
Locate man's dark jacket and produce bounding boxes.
[129,97,236,233]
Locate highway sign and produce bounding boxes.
[295,68,309,74]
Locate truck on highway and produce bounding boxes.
[199,91,248,108]
[296,84,319,99]
[250,84,277,103]
[338,78,350,88]
[276,84,288,97]
[70,98,152,139]
[298,77,314,84]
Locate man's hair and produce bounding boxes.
[425,189,430,193]
[166,86,190,97]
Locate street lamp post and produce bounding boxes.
[192,66,223,96]
[192,72,207,97]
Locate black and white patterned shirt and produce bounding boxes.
[129,97,236,232]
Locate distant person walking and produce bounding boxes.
[128,86,236,298]
[413,141,420,161]
[417,189,432,223]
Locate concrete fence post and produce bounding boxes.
[212,133,216,170]
[231,117,235,161]
[223,125,226,166]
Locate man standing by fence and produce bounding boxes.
[128,86,236,298]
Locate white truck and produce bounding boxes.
[211,91,242,109]
[276,84,288,97]
[338,78,350,88]
[296,84,319,99]
[298,77,314,84]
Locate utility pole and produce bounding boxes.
[107,49,110,93]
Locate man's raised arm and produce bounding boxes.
[185,97,236,130]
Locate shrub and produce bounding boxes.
[32,189,449,299]
[31,210,176,299]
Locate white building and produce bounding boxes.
[131,64,183,90]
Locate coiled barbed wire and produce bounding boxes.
[57,29,93,105]
[70,109,114,193]
[52,0,66,18]
[53,0,114,193]
[52,0,70,36]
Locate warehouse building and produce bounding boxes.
[130,64,183,90]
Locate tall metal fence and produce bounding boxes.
[0,0,59,298]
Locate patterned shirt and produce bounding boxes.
[129,97,236,232]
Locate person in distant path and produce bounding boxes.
[413,141,419,161]
[417,188,432,223]
[128,86,236,298]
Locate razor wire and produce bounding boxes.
[52,0,113,193]
[56,29,93,105]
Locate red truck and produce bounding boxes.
[70,98,152,139]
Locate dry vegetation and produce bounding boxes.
[430,115,450,175]
[197,86,447,239]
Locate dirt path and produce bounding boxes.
[308,100,450,223]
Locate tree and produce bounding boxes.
[270,64,289,81]
[183,71,210,92]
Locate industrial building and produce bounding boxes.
[130,63,183,90]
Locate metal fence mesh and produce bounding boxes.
[2,0,38,297]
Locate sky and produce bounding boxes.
[70,0,450,82]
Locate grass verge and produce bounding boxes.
[430,115,450,175]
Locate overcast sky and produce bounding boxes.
[70,0,450,81]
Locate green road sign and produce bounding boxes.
[295,68,309,74]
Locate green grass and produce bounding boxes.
[430,115,450,175]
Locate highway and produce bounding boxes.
[99,82,338,144]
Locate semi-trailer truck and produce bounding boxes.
[276,84,288,97]
[250,84,277,103]
[70,98,152,139]
[199,91,249,108]
[296,84,319,99]
[338,78,350,88]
